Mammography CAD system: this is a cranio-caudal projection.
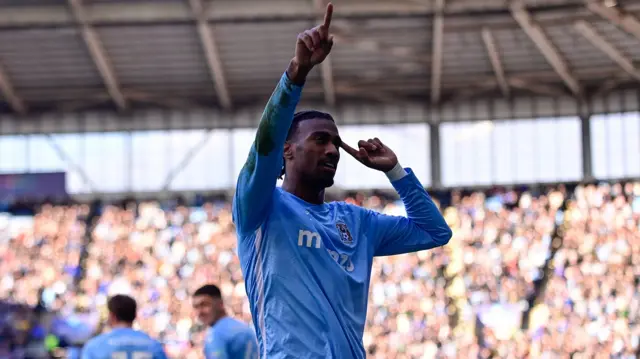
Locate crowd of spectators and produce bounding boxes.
[1,181,639,358]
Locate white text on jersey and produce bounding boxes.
[297,229,355,272]
[298,230,322,248]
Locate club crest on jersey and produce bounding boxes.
[336,221,353,244]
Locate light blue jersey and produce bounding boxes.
[204,317,259,359]
[232,72,452,359]
[81,328,167,359]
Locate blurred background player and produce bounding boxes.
[192,285,258,359]
[81,295,168,359]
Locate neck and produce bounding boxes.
[210,312,227,327]
[282,178,325,204]
[111,322,133,330]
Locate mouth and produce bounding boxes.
[318,160,337,173]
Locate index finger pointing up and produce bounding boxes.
[323,3,333,29]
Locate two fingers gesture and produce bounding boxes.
[340,138,399,173]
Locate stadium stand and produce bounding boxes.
[1,182,639,358]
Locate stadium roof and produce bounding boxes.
[0,0,639,116]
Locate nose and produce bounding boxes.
[325,143,339,159]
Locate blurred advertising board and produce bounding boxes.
[0,172,67,201]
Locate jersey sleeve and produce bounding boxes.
[232,71,303,237]
[370,168,452,256]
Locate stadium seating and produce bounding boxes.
[1,182,639,358]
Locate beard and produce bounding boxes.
[303,171,335,190]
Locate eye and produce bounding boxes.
[313,134,329,144]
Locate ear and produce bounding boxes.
[284,142,294,160]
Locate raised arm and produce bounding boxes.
[341,137,452,256]
[232,3,334,236]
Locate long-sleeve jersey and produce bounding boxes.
[232,71,452,359]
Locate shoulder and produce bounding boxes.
[331,201,374,220]
[151,338,166,353]
[224,318,254,337]
[83,333,107,351]
[272,187,294,205]
[141,332,162,347]
[206,326,218,340]
[128,330,161,348]
[208,323,230,344]
[231,324,256,348]
[237,320,256,337]
[129,329,149,340]
[234,190,283,237]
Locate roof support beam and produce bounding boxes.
[0,62,27,114]
[481,27,510,98]
[189,0,232,110]
[162,129,214,191]
[430,0,445,105]
[574,20,640,81]
[510,1,582,96]
[2,1,640,28]
[337,84,405,104]
[586,1,640,41]
[593,73,628,96]
[68,0,126,110]
[448,81,498,103]
[314,0,336,107]
[0,1,439,27]
[45,134,98,192]
[508,78,566,97]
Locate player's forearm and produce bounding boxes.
[233,62,304,233]
[239,62,303,181]
[255,67,302,152]
[390,168,452,246]
[286,58,312,85]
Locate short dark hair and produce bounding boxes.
[193,284,222,299]
[107,295,137,323]
[280,110,335,178]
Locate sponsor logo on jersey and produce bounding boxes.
[297,230,322,248]
[335,221,353,244]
